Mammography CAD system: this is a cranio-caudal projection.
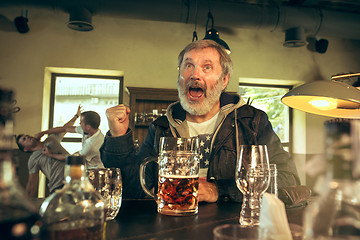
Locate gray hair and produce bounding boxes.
[177,39,233,80]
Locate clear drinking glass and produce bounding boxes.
[268,164,278,197]
[88,168,122,221]
[235,145,270,226]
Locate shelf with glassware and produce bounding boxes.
[127,87,179,146]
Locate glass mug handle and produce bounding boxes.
[140,156,156,198]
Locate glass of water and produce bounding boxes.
[88,168,122,221]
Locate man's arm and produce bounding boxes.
[100,104,149,199]
[42,146,67,161]
[34,105,82,140]
[35,126,76,140]
[256,111,301,187]
[26,172,39,198]
[105,104,131,137]
[63,104,82,128]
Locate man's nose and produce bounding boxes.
[190,66,201,80]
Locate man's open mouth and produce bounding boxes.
[188,87,204,99]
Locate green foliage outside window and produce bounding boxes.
[239,85,290,143]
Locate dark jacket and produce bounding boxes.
[100,92,300,202]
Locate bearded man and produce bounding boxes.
[100,40,300,202]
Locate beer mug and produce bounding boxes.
[88,168,122,221]
[140,137,200,216]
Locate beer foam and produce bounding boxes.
[159,174,199,179]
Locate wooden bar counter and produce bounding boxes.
[105,199,305,240]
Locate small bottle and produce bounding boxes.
[0,88,42,239]
[303,119,360,239]
[39,155,105,240]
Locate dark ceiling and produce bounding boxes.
[2,0,360,14]
[218,0,360,13]
[1,0,360,40]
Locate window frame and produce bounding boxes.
[49,73,124,143]
[239,82,293,154]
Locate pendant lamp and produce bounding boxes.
[203,12,231,54]
[281,74,360,118]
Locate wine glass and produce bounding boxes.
[235,145,270,226]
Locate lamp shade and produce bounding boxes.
[67,7,93,31]
[203,11,231,54]
[204,28,231,53]
[281,80,360,118]
[283,27,307,48]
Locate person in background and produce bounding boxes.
[15,105,81,198]
[100,40,300,202]
[38,106,105,169]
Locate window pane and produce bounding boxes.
[239,85,290,142]
[61,142,82,155]
[53,76,121,140]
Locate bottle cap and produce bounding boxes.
[66,155,85,165]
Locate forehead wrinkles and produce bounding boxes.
[181,56,215,67]
[182,48,220,66]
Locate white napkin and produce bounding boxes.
[260,193,293,240]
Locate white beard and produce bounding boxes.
[177,77,224,116]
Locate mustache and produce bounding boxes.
[186,80,207,92]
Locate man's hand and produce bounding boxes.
[76,104,83,117]
[34,131,45,140]
[42,146,52,158]
[198,180,219,202]
[42,146,66,161]
[106,104,131,137]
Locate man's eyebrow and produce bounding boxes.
[182,57,193,63]
[182,58,214,64]
[203,59,213,64]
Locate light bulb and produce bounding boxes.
[309,97,337,110]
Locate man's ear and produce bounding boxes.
[222,75,230,90]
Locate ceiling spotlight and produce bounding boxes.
[67,7,94,31]
[203,12,231,54]
[14,9,29,34]
[315,39,329,54]
[283,27,307,48]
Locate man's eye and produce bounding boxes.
[185,64,193,69]
[204,65,212,70]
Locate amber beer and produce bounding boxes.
[45,222,103,240]
[157,175,199,216]
[140,137,200,216]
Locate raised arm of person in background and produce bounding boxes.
[34,105,82,140]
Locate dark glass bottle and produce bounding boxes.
[39,155,105,240]
[0,88,42,240]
